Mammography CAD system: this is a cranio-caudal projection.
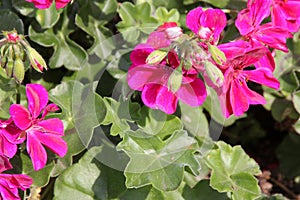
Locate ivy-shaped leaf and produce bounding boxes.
[12,0,36,17]
[0,9,24,33]
[205,141,261,200]
[116,2,159,42]
[29,11,88,70]
[54,146,127,200]
[35,3,62,29]
[117,130,200,191]
[155,7,180,24]
[75,0,117,59]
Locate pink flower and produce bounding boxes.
[9,84,67,171]
[127,43,207,114]
[0,156,32,200]
[235,0,292,52]
[186,7,227,44]
[271,0,300,32]
[156,22,183,41]
[218,41,280,117]
[26,0,71,9]
[0,119,24,158]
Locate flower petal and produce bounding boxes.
[141,84,178,114]
[26,133,47,171]
[176,78,207,107]
[0,156,12,173]
[37,118,64,136]
[34,131,67,157]
[186,7,203,35]
[26,84,48,119]
[230,80,249,116]
[9,104,31,130]
[243,68,280,89]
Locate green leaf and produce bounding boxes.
[146,185,185,200]
[12,0,36,16]
[271,99,298,122]
[117,130,200,191]
[200,0,230,8]
[54,146,127,200]
[29,12,88,70]
[155,7,180,24]
[182,180,228,200]
[35,3,62,29]
[116,2,159,42]
[0,9,24,34]
[292,90,300,114]
[75,0,117,58]
[257,194,288,200]
[0,71,17,118]
[293,118,300,134]
[205,141,261,200]
[20,153,55,187]
[277,133,300,178]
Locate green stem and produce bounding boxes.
[16,83,21,104]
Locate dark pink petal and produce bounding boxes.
[41,103,60,118]
[26,0,52,9]
[26,84,48,119]
[218,40,252,60]
[10,174,32,191]
[230,80,249,116]
[37,118,64,136]
[55,0,71,9]
[0,134,17,158]
[141,84,178,114]
[127,64,173,91]
[200,8,226,42]
[26,133,47,171]
[0,181,20,200]
[130,44,154,66]
[0,156,12,173]
[243,68,280,89]
[9,105,31,130]
[240,81,266,105]
[176,78,207,106]
[255,23,292,52]
[186,7,203,35]
[254,50,275,72]
[236,8,254,36]
[248,0,271,26]
[34,131,67,157]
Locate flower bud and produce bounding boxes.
[167,64,183,93]
[13,58,25,83]
[204,61,224,88]
[5,57,14,77]
[26,46,47,72]
[146,49,168,65]
[208,44,226,65]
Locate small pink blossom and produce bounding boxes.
[26,0,71,9]
[128,43,207,114]
[9,84,67,171]
[186,7,227,44]
[218,40,280,117]
[271,0,300,33]
[0,156,32,200]
[235,0,292,52]
[0,119,23,158]
[157,22,183,41]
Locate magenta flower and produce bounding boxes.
[271,0,300,33]
[186,7,227,44]
[26,0,71,9]
[127,43,207,114]
[9,84,67,171]
[235,0,292,52]
[0,156,32,200]
[217,40,280,117]
[0,119,23,158]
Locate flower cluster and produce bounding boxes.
[127,0,300,118]
[0,84,67,199]
[26,0,71,9]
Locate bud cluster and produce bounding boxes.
[0,30,47,83]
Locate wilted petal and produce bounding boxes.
[37,118,64,135]
[9,105,31,130]
[26,133,47,171]
[141,84,178,114]
[26,84,48,119]
[176,78,207,106]
[34,131,67,157]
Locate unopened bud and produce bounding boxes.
[5,58,14,77]
[204,61,224,88]
[208,44,226,65]
[168,64,183,93]
[146,49,168,65]
[26,47,47,72]
[13,58,25,83]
